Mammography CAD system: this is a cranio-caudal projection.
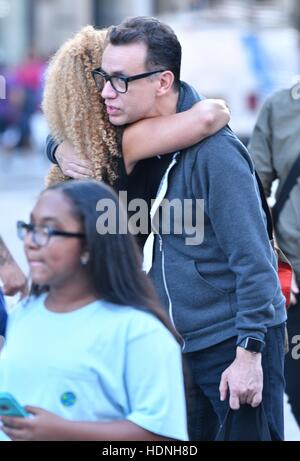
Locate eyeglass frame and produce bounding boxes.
[17,221,85,247]
[91,68,166,94]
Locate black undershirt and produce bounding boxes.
[113,153,173,248]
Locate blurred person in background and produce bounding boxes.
[0,51,45,151]
[0,180,188,441]
[0,63,8,133]
[0,235,28,336]
[0,65,24,149]
[13,49,45,149]
[248,83,300,428]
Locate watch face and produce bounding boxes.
[241,337,264,353]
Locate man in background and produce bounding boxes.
[248,83,300,428]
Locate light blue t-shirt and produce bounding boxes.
[0,294,188,441]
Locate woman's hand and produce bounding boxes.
[1,406,67,441]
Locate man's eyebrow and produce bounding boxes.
[101,68,127,77]
[112,72,127,77]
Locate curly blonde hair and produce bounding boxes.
[42,25,120,187]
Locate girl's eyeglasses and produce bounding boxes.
[17,221,85,247]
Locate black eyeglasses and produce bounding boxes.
[17,221,85,247]
[91,68,166,94]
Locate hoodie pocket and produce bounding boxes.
[165,260,234,335]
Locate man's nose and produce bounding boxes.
[101,80,117,99]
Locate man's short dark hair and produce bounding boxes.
[107,16,181,92]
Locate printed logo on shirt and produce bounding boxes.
[60,392,77,407]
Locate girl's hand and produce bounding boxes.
[1,406,66,441]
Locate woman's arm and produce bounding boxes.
[123,98,230,174]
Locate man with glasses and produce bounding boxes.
[46,16,286,441]
[92,68,166,95]
[0,236,27,336]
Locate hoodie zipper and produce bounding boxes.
[143,151,185,349]
[159,234,185,351]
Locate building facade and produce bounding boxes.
[0,0,297,65]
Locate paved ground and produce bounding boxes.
[0,149,299,440]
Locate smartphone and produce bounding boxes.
[0,393,29,417]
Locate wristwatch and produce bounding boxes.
[238,337,265,353]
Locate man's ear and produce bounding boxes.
[156,71,175,96]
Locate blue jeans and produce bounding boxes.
[184,323,285,441]
[0,290,7,337]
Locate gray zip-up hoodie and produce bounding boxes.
[146,82,286,353]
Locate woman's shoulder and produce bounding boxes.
[101,301,175,343]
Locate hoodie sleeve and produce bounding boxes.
[45,135,59,164]
[247,97,277,197]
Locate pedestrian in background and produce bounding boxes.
[248,83,300,428]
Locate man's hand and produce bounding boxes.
[1,406,67,441]
[0,237,28,297]
[55,140,94,179]
[219,347,263,410]
[0,262,28,297]
[290,272,299,305]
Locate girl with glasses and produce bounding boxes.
[0,180,187,441]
